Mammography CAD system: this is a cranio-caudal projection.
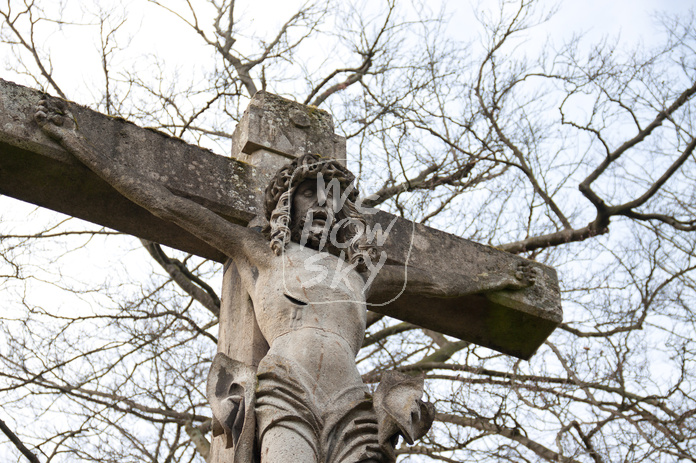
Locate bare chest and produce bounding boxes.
[252,244,368,350]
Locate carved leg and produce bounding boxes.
[260,427,317,463]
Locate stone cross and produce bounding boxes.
[0,78,562,461]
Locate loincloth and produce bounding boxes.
[255,354,389,463]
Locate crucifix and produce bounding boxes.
[0,79,561,463]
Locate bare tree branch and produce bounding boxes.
[437,412,582,463]
[140,240,220,318]
[0,418,41,463]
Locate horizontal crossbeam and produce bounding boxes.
[0,79,561,359]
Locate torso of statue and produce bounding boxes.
[249,242,368,396]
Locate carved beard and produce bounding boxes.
[291,207,336,251]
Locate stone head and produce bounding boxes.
[263,153,375,270]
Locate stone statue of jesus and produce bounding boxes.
[35,96,535,463]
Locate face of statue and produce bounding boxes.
[291,178,338,250]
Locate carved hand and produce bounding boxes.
[35,96,78,142]
[477,262,540,294]
[503,262,538,290]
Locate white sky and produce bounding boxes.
[4,0,693,122]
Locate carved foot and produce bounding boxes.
[35,96,77,141]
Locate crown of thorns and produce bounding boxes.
[264,153,359,220]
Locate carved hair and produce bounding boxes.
[264,153,377,270]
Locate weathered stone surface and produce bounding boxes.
[212,239,435,463]
[0,79,561,359]
[231,91,346,164]
[207,353,257,463]
[0,78,256,262]
[374,370,434,461]
[367,211,561,358]
[217,261,269,368]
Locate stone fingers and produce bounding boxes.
[514,262,538,288]
[34,96,75,139]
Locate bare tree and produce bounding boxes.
[1,0,696,462]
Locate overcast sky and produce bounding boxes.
[2,0,694,115]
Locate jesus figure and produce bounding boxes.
[35,96,535,463]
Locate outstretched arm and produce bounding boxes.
[35,96,272,267]
[365,260,537,301]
